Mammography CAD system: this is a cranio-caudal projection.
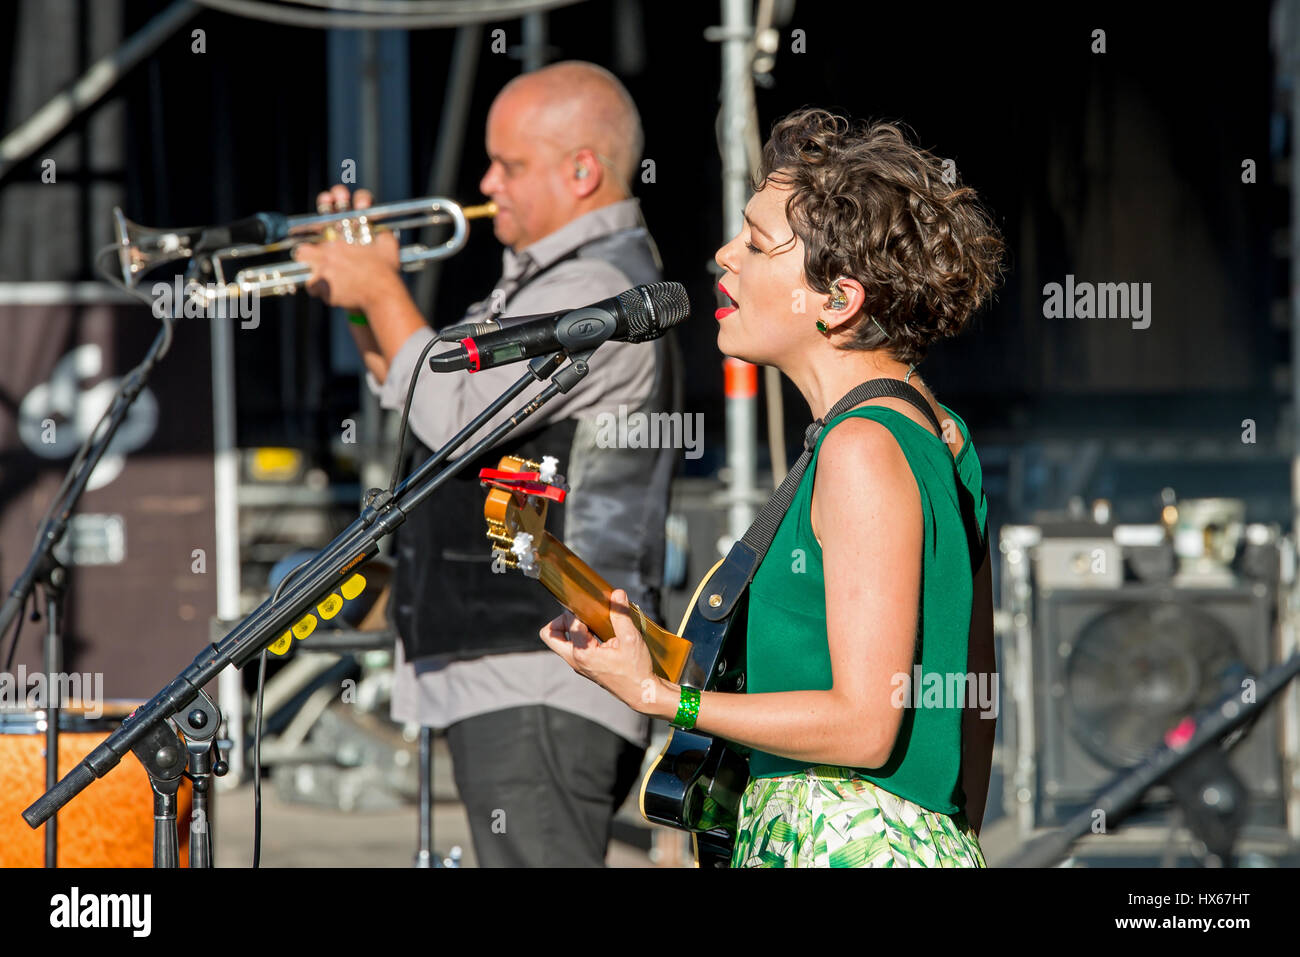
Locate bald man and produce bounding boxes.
[296,61,678,867]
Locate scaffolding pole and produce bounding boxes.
[719,0,759,547]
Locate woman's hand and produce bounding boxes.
[539,589,673,718]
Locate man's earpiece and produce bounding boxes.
[575,165,590,180]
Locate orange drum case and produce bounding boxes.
[0,703,193,866]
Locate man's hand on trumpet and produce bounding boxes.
[296,183,427,383]
[294,184,403,313]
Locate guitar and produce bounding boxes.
[481,455,751,868]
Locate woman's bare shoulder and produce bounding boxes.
[811,416,918,545]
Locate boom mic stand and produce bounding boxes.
[1004,648,1300,867]
[0,315,176,867]
[23,346,597,864]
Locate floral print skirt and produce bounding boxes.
[729,765,986,868]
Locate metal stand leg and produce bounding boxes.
[39,557,67,869]
[415,726,433,867]
[413,727,462,867]
[180,693,226,868]
[42,587,60,867]
[127,689,225,867]
[130,715,185,867]
[151,783,181,869]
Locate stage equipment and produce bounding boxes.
[1000,513,1289,843]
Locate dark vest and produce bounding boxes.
[391,225,679,662]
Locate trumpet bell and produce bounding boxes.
[112,207,207,289]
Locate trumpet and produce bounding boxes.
[112,196,496,306]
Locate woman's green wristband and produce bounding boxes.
[347,312,368,326]
[671,686,701,730]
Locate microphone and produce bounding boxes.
[428,281,690,373]
[192,212,291,253]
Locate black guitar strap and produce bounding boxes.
[698,377,944,622]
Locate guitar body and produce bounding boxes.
[638,555,752,869]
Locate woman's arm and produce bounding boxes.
[961,541,997,835]
[545,417,924,771]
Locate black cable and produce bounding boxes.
[252,647,267,868]
[387,331,449,494]
[251,555,314,868]
[1,586,38,674]
[0,609,18,673]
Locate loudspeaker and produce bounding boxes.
[1032,583,1283,829]
[1000,522,1290,836]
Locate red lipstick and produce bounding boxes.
[716,281,737,320]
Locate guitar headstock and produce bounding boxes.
[481,454,566,578]
[479,452,694,684]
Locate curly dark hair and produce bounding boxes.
[755,108,1006,364]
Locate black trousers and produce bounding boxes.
[445,705,646,867]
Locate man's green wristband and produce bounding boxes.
[671,686,701,730]
[347,312,368,326]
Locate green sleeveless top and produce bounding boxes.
[743,403,988,815]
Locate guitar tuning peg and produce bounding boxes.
[538,455,560,484]
[511,532,540,579]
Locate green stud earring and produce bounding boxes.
[816,318,829,334]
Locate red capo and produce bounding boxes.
[478,468,567,503]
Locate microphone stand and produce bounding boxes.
[0,316,175,867]
[23,346,597,863]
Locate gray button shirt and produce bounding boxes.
[370,199,657,746]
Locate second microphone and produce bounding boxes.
[427,281,690,374]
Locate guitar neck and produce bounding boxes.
[535,532,692,683]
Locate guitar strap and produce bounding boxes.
[698,377,944,623]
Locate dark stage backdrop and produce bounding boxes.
[0,0,1279,471]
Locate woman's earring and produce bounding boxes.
[815,318,830,334]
